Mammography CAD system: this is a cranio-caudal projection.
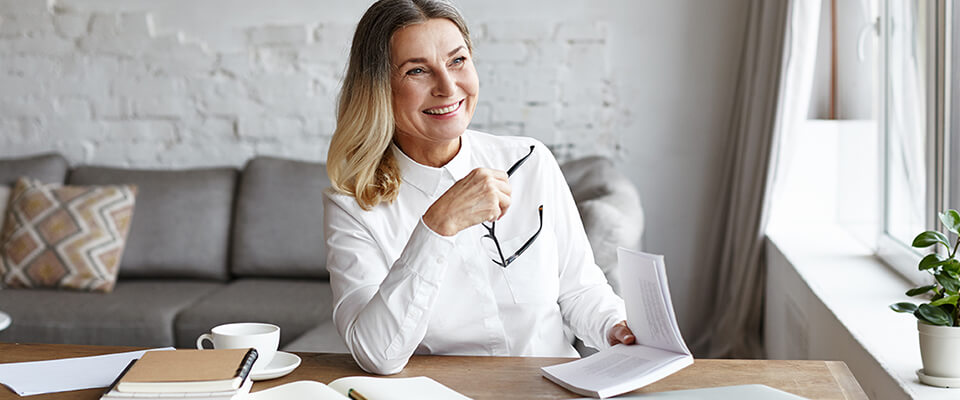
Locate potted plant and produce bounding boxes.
[890,209,960,387]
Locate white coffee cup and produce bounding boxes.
[196,322,279,372]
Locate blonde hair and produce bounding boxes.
[327,0,473,210]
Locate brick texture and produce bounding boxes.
[0,3,619,167]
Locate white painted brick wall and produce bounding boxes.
[483,20,552,42]
[0,1,621,167]
[248,25,311,47]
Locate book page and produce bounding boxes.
[328,376,471,400]
[246,381,345,400]
[540,249,694,398]
[618,248,690,355]
[543,345,686,390]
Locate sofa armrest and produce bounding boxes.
[561,156,644,294]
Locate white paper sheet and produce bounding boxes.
[0,347,173,396]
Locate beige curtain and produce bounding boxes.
[690,0,819,358]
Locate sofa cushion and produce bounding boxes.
[0,280,223,347]
[560,156,644,294]
[232,157,330,278]
[1,178,136,292]
[0,153,69,185]
[282,319,348,353]
[68,167,237,280]
[174,278,335,349]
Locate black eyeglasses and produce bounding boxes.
[481,145,544,268]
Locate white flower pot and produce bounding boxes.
[918,321,960,380]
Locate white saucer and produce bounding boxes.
[917,369,960,388]
[251,351,301,381]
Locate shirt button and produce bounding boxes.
[436,256,445,264]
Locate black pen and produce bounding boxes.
[347,388,369,400]
[101,358,137,397]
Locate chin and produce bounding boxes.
[422,120,471,140]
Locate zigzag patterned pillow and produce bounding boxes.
[0,177,137,292]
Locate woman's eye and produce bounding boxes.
[406,67,425,75]
[451,56,466,65]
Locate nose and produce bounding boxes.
[431,68,456,97]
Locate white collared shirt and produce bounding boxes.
[324,130,626,375]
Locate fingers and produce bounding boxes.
[425,168,513,235]
[471,168,511,221]
[473,168,511,197]
[617,325,636,345]
[496,188,511,220]
[608,321,636,345]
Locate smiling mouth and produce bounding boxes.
[423,99,464,115]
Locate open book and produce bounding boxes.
[541,248,693,398]
[246,376,471,400]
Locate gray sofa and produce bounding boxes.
[0,152,642,353]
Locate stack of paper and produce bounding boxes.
[101,379,252,400]
[99,349,258,400]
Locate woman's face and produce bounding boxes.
[390,18,479,155]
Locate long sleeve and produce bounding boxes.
[323,194,455,375]
[545,151,627,350]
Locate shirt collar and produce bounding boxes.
[391,132,474,197]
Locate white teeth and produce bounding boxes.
[424,101,460,115]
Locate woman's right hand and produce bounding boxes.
[422,168,511,236]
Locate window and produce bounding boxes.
[877,0,954,284]
[765,0,959,285]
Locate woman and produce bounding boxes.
[325,0,635,375]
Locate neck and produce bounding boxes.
[394,135,461,168]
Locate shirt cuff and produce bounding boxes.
[418,217,458,244]
[393,218,458,283]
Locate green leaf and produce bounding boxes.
[891,302,918,313]
[937,272,960,294]
[913,231,951,249]
[920,254,946,270]
[945,260,960,275]
[931,295,960,307]
[918,304,953,326]
[941,210,960,234]
[907,285,937,296]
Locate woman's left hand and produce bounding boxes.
[607,320,636,345]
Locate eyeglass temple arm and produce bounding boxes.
[506,145,535,177]
[503,205,544,266]
[482,222,509,267]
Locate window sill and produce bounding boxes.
[765,225,955,399]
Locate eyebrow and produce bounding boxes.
[396,46,467,69]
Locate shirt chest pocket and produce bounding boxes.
[492,227,560,304]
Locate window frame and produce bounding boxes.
[876,0,951,285]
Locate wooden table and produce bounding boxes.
[0,343,867,400]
